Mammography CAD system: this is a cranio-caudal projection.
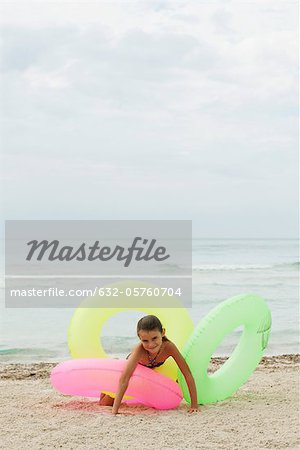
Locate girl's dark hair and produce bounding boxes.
[137,315,169,341]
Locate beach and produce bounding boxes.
[0,355,299,450]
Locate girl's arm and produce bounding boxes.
[168,342,199,413]
[111,345,142,415]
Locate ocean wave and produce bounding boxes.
[0,347,62,361]
[0,261,297,281]
[192,264,273,271]
[192,262,299,272]
[206,281,298,287]
[0,346,62,354]
[291,261,300,265]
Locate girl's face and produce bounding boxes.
[138,328,165,354]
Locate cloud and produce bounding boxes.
[0,1,298,236]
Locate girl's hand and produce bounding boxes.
[187,406,199,413]
[112,407,119,415]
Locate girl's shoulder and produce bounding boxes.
[131,342,144,355]
[162,339,177,353]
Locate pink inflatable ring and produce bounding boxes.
[51,358,182,410]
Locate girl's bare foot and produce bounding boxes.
[99,393,114,406]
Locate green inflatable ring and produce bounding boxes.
[178,293,271,404]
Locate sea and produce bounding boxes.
[0,239,299,363]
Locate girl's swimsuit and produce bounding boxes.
[139,360,165,368]
[126,353,165,369]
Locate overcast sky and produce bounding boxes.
[0,1,298,237]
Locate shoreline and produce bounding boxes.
[0,354,299,380]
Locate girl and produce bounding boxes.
[99,315,199,414]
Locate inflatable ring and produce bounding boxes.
[178,293,271,404]
[68,280,194,380]
[51,358,182,410]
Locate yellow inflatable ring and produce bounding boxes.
[68,280,194,380]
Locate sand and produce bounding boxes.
[0,355,299,450]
